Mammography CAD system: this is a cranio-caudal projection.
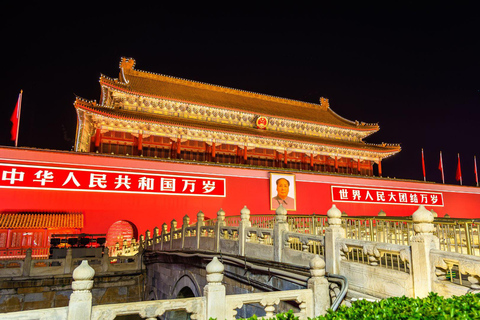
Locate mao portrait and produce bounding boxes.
[270,173,296,211]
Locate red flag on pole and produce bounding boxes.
[475,155,478,187]
[421,149,426,181]
[456,153,462,185]
[10,90,23,147]
[438,151,445,184]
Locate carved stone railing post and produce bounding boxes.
[23,248,32,277]
[102,247,109,272]
[182,215,190,249]
[139,234,145,252]
[215,208,226,252]
[238,206,251,256]
[307,255,329,316]
[67,260,94,320]
[274,204,289,262]
[153,227,160,244]
[324,205,346,275]
[196,211,205,249]
[204,257,226,320]
[411,205,439,298]
[161,223,168,250]
[170,220,177,249]
[65,247,73,274]
[145,230,151,250]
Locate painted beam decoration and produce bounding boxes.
[0,163,226,197]
[331,185,444,206]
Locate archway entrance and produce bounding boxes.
[165,286,195,320]
[106,220,138,255]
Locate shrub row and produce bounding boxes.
[235,292,480,320]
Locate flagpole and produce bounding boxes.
[457,153,462,186]
[421,148,426,182]
[15,90,23,147]
[439,151,445,184]
[475,155,478,187]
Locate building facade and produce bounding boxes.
[74,58,400,176]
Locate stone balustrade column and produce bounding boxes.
[67,260,95,320]
[274,204,289,262]
[145,230,151,250]
[23,248,32,277]
[196,211,205,249]
[215,208,226,252]
[182,215,190,249]
[102,247,109,272]
[65,247,73,274]
[324,205,346,275]
[238,206,252,256]
[204,257,226,320]
[410,205,440,298]
[138,235,145,255]
[308,255,330,316]
[161,223,168,250]
[170,220,177,249]
[153,227,160,245]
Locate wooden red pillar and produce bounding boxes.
[334,156,338,172]
[244,146,248,162]
[177,138,181,155]
[212,142,216,161]
[378,160,382,177]
[284,150,288,165]
[357,158,361,172]
[94,128,101,151]
[138,133,143,156]
[310,154,314,168]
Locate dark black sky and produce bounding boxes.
[1,4,479,185]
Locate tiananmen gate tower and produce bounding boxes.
[1,57,479,256]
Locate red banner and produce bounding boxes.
[0,163,226,197]
[331,186,444,206]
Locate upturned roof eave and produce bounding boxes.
[75,101,400,157]
[99,76,379,135]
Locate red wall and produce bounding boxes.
[1,147,479,238]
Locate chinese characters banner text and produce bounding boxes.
[331,186,443,206]
[0,163,225,197]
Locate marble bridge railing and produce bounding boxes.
[143,205,324,267]
[0,246,142,279]
[3,255,329,320]
[142,204,480,299]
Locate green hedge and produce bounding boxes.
[234,292,480,320]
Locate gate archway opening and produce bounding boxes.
[106,220,138,254]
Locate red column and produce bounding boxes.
[177,138,181,154]
[378,160,382,177]
[310,154,314,168]
[284,150,288,165]
[335,156,338,172]
[94,128,101,151]
[357,158,361,172]
[244,146,248,162]
[212,142,216,158]
[138,133,143,155]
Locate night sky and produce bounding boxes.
[1,4,479,186]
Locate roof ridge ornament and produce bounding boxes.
[119,57,136,84]
[320,97,329,109]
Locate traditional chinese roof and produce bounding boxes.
[74,58,401,160]
[0,212,84,229]
[100,57,380,132]
[75,100,400,155]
